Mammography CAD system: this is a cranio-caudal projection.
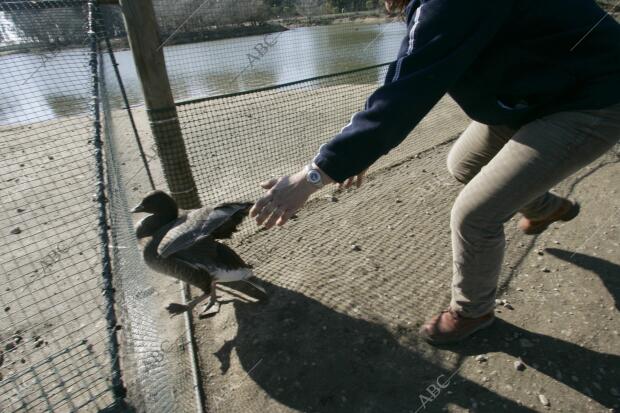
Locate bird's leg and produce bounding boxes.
[198,280,221,318]
[165,292,209,316]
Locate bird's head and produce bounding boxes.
[131,190,179,219]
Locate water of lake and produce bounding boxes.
[0,21,406,125]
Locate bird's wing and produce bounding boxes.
[157,202,252,258]
[173,240,250,275]
[171,239,218,272]
[209,202,253,239]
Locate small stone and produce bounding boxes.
[3,306,9,312]
[542,267,551,273]
[350,244,361,252]
[538,394,550,407]
[16,208,24,213]
[537,250,544,256]
[48,155,54,160]
[514,360,526,371]
[503,303,514,310]
[516,287,524,292]
[475,355,488,363]
[553,240,560,245]
[10,227,21,235]
[4,342,15,352]
[325,195,338,202]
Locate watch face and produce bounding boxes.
[307,170,321,185]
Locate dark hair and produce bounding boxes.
[384,0,410,13]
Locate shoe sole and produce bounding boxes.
[523,201,581,235]
[421,316,496,346]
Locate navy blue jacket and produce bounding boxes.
[314,0,620,182]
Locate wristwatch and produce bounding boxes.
[304,164,325,188]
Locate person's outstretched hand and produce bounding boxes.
[250,165,368,229]
[250,170,318,229]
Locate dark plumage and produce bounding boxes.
[131,190,264,317]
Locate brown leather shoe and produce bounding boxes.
[419,308,495,345]
[518,199,580,235]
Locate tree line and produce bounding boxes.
[0,0,386,47]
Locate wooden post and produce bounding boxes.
[118,0,201,209]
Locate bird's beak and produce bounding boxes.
[130,203,145,213]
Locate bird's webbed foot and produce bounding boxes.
[198,297,220,318]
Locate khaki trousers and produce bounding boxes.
[447,103,620,317]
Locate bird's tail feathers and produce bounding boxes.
[243,278,266,294]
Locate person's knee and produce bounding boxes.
[446,150,476,184]
[450,191,503,241]
[450,196,471,234]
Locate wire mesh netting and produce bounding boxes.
[0,1,122,411]
[0,0,196,411]
[2,0,619,412]
[138,1,619,412]
[99,29,204,413]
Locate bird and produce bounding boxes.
[131,190,265,317]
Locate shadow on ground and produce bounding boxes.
[207,279,620,412]
[209,281,537,413]
[451,318,620,409]
[546,248,619,310]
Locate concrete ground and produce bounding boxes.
[190,138,619,413]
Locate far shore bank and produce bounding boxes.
[0,10,398,56]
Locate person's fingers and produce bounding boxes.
[255,202,276,226]
[344,177,354,189]
[263,207,283,229]
[260,178,278,190]
[250,194,272,218]
[276,209,296,226]
[356,172,365,188]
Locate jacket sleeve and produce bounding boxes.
[313,0,512,182]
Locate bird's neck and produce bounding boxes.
[135,212,177,239]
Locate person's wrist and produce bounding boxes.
[310,162,335,185]
[293,169,321,194]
